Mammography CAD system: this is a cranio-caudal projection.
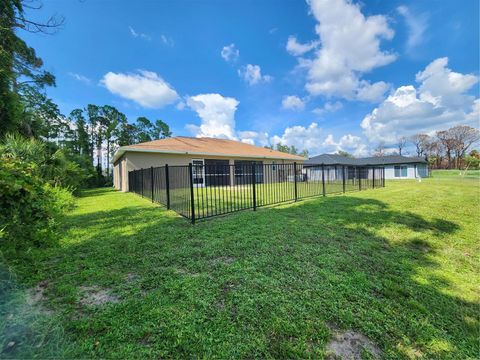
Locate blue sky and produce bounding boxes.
[23,0,479,156]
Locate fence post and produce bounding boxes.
[141,169,144,197]
[151,166,154,202]
[321,164,326,196]
[188,163,195,224]
[383,167,385,187]
[372,167,375,189]
[252,163,257,211]
[358,167,362,191]
[165,164,170,209]
[294,162,298,201]
[342,166,346,193]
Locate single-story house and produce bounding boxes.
[304,154,429,180]
[112,137,306,191]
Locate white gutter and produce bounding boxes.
[112,146,306,163]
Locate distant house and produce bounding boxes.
[304,154,429,180]
[112,137,306,191]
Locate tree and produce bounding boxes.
[135,117,154,143]
[448,126,480,168]
[336,150,354,158]
[273,143,308,157]
[0,0,63,137]
[424,139,443,169]
[101,105,127,178]
[396,136,407,156]
[70,109,90,156]
[409,134,429,157]
[436,130,456,169]
[373,142,386,157]
[152,119,172,139]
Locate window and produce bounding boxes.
[394,165,408,177]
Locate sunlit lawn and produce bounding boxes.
[1,172,478,359]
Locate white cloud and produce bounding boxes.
[282,95,305,111]
[160,34,175,47]
[294,0,396,101]
[322,133,365,156]
[176,101,186,110]
[312,101,343,116]
[68,72,91,85]
[238,130,270,146]
[129,26,151,41]
[186,93,239,139]
[361,57,479,143]
[270,122,323,153]
[397,6,428,54]
[221,44,239,62]
[101,70,179,108]
[286,36,318,56]
[238,64,273,85]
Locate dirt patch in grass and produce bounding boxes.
[25,280,53,315]
[26,280,49,306]
[78,286,120,306]
[326,327,382,359]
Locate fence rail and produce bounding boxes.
[128,163,385,223]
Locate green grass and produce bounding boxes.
[431,169,480,179]
[1,177,479,359]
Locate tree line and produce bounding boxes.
[373,125,479,170]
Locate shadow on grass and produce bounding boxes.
[2,192,477,359]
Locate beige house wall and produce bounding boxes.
[113,151,303,192]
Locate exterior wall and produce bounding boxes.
[113,151,302,192]
[383,163,428,179]
[113,155,127,191]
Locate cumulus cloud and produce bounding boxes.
[286,36,318,56]
[397,5,428,54]
[270,123,323,153]
[238,64,273,85]
[361,57,479,143]
[312,101,343,116]
[129,26,151,41]
[292,0,396,102]
[269,121,368,156]
[282,95,305,111]
[101,70,179,108]
[186,93,239,139]
[221,44,240,62]
[322,133,366,156]
[238,130,270,146]
[68,72,91,85]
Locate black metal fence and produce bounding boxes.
[128,163,385,223]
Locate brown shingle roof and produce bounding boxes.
[113,137,306,162]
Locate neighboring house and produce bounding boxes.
[304,154,429,180]
[112,137,306,191]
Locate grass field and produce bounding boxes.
[1,174,479,359]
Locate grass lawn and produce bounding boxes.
[1,174,479,359]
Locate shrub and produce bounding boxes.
[0,134,92,193]
[0,157,74,250]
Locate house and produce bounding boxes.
[304,154,429,180]
[112,137,306,191]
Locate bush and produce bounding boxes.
[0,157,74,250]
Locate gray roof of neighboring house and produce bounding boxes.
[305,154,428,166]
